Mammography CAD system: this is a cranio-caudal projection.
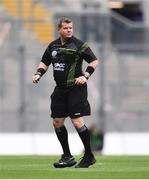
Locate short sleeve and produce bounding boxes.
[41,46,52,66]
[80,43,97,63]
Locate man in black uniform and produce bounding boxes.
[32,17,98,168]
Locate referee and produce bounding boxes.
[32,17,98,168]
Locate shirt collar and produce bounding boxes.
[58,36,74,45]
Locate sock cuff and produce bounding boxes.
[54,125,65,133]
[76,125,87,133]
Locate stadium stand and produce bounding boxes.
[0,0,54,44]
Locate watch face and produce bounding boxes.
[84,75,89,79]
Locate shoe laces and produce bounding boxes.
[60,154,72,162]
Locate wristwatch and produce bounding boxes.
[83,74,89,80]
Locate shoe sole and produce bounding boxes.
[54,161,77,168]
[91,159,96,166]
[75,159,96,168]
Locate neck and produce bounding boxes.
[60,37,67,45]
[60,36,72,45]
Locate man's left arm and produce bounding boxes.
[75,59,98,85]
[75,42,99,85]
[84,60,98,79]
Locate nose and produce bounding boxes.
[68,28,72,31]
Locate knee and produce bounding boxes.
[72,118,84,129]
[53,119,64,128]
[72,120,80,128]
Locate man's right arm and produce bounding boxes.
[32,44,52,84]
[32,62,49,84]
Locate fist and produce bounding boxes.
[75,76,87,85]
[32,74,41,83]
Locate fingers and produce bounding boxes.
[75,76,87,85]
[32,74,40,83]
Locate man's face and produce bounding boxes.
[59,22,73,39]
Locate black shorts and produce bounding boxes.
[50,84,91,118]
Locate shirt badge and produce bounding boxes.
[52,50,57,57]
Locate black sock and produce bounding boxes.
[76,125,92,156]
[55,126,71,156]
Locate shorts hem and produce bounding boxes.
[69,113,90,119]
[51,115,68,118]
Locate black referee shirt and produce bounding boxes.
[41,36,97,87]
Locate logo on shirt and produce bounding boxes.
[52,50,57,57]
[54,63,65,71]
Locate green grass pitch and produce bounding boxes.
[0,155,149,179]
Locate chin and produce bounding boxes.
[67,35,72,38]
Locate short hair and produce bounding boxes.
[58,17,72,29]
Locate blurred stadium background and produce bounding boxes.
[0,0,149,155]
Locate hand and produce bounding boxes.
[75,76,87,85]
[32,74,41,83]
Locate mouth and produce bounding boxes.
[66,34,72,37]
